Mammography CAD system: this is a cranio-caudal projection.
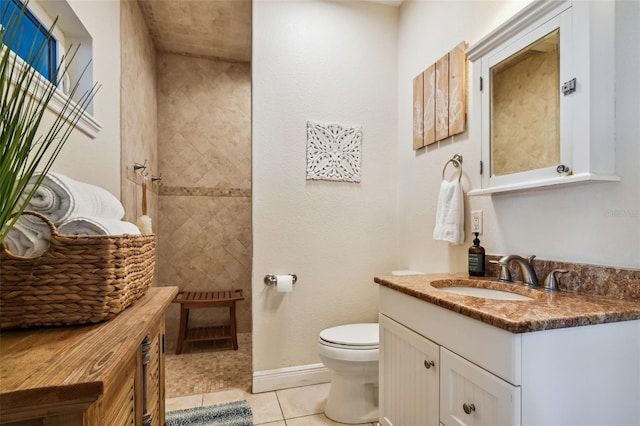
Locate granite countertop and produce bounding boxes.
[374,272,640,333]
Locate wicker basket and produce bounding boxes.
[0,211,155,329]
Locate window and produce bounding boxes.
[1,0,58,83]
[0,0,100,138]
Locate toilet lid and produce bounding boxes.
[319,323,379,349]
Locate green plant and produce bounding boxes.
[0,1,99,243]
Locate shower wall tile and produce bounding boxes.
[121,0,158,224]
[157,53,251,191]
[156,53,252,346]
[158,195,252,344]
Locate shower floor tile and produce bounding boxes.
[164,332,252,398]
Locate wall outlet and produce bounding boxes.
[471,210,483,234]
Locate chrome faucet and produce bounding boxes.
[541,268,569,291]
[498,254,539,287]
[494,254,569,291]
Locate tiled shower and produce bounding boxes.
[155,53,252,349]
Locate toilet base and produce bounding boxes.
[324,372,379,424]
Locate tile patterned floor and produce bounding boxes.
[165,383,377,425]
[165,332,375,425]
[165,332,252,398]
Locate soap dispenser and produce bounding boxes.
[468,232,485,277]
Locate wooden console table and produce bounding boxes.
[173,289,244,354]
[0,286,178,426]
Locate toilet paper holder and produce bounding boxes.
[264,273,297,286]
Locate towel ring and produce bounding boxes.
[442,154,463,182]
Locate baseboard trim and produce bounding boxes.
[252,363,331,393]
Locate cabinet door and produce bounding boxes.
[379,314,439,426]
[107,371,136,425]
[440,348,520,426]
[141,317,166,426]
[479,8,572,191]
[105,352,136,426]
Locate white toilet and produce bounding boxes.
[317,323,379,424]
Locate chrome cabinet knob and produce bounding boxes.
[423,360,435,369]
[556,164,571,175]
[463,402,476,414]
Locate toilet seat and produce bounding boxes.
[319,323,379,350]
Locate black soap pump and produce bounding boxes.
[468,232,485,277]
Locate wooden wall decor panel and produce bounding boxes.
[435,53,449,141]
[448,42,467,137]
[423,64,436,146]
[411,41,467,150]
[413,73,424,150]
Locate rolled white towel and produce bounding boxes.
[58,217,141,236]
[20,172,125,226]
[3,221,51,257]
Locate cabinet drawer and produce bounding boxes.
[440,348,520,426]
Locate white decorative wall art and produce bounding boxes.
[306,121,362,183]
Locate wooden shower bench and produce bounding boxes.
[173,289,244,354]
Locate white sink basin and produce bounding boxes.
[438,286,534,301]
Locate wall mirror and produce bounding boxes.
[467,0,619,195]
[491,29,559,177]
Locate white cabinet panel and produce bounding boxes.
[440,348,520,426]
[379,314,439,426]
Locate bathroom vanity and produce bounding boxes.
[0,286,178,426]
[376,273,640,426]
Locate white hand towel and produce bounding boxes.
[3,221,51,257]
[58,217,141,236]
[20,172,125,226]
[433,179,465,245]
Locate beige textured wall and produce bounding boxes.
[156,53,252,347]
[50,0,121,196]
[120,0,158,226]
[252,1,398,373]
[398,0,639,275]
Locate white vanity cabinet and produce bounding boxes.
[379,285,640,426]
[379,310,520,426]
